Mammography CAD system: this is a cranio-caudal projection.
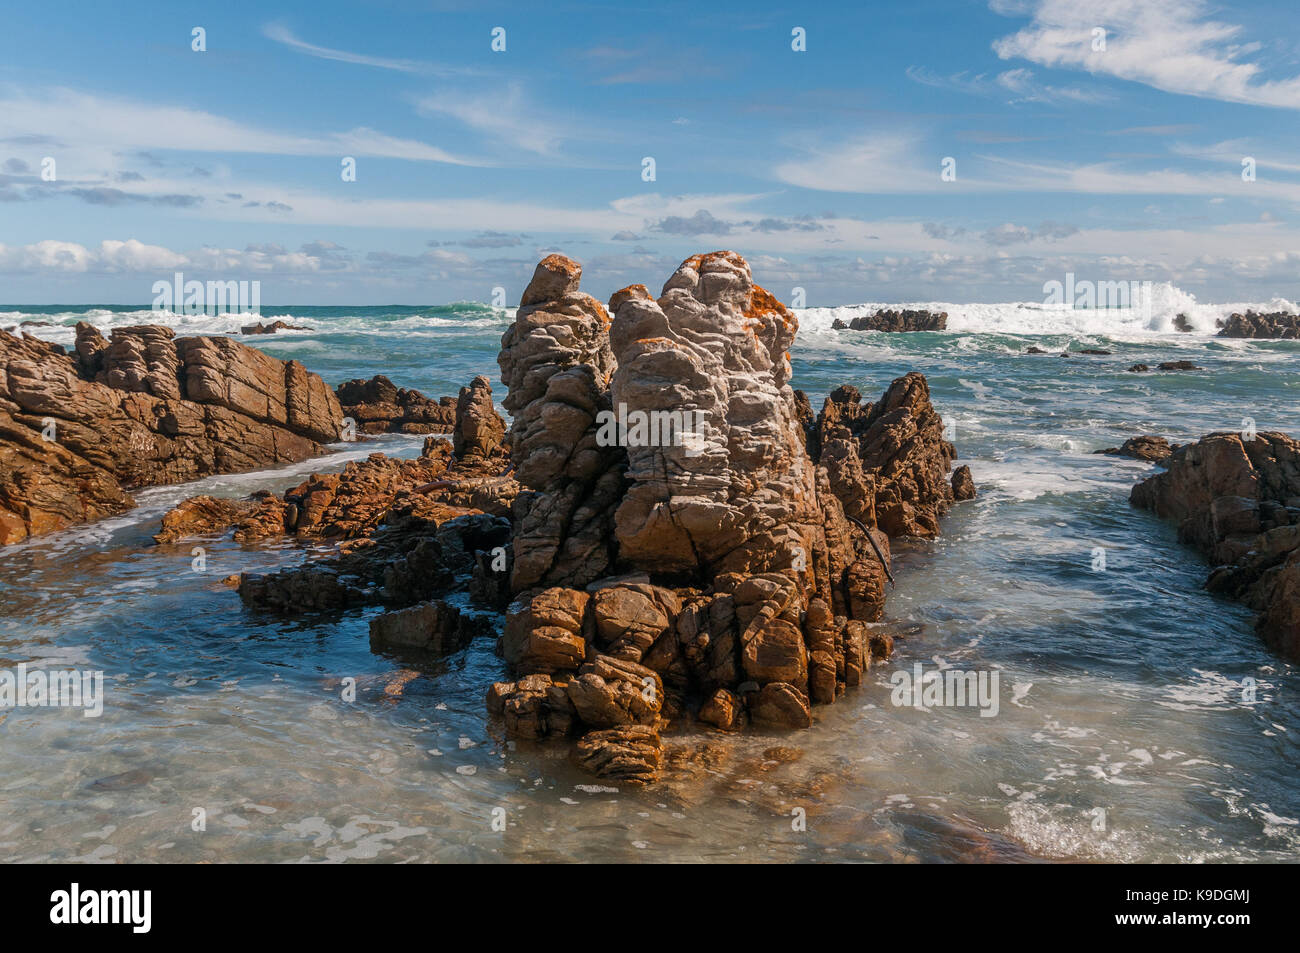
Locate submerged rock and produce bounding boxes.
[0,325,343,544]
[1131,430,1300,656]
[369,599,491,656]
[1129,360,1202,372]
[1096,435,1178,464]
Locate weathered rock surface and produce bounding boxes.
[0,325,343,544]
[485,252,974,784]
[1217,311,1300,339]
[452,374,505,460]
[1131,431,1300,656]
[834,309,947,332]
[498,254,622,592]
[335,375,457,434]
[1097,435,1178,465]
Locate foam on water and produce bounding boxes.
[798,282,1298,340]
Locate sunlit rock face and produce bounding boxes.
[492,251,974,784]
[498,254,623,592]
[0,325,343,544]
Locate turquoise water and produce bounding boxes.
[1,300,1297,862]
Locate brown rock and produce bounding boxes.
[368,599,488,655]
[1132,430,1300,656]
[499,254,621,592]
[335,375,456,435]
[749,682,812,729]
[0,326,342,544]
[697,688,742,730]
[1096,435,1178,464]
[154,494,258,543]
[452,375,506,460]
[564,654,662,728]
[841,309,947,332]
[502,587,590,674]
[241,320,312,334]
[573,725,662,784]
[952,464,976,500]
[1217,311,1300,339]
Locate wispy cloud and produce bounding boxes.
[415,84,566,157]
[0,87,485,167]
[261,23,470,76]
[992,0,1300,109]
[905,65,1107,104]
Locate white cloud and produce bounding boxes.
[0,239,182,273]
[993,0,1300,109]
[772,134,944,193]
[0,87,482,167]
[414,85,566,157]
[261,23,469,76]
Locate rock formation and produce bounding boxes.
[0,323,343,544]
[1096,435,1178,465]
[335,375,457,434]
[1131,431,1300,656]
[488,252,973,783]
[211,251,974,786]
[497,254,622,592]
[1216,311,1300,339]
[833,309,947,332]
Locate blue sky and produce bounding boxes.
[2,0,1300,305]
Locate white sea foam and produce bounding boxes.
[796,283,1298,340]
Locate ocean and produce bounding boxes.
[1,289,1297,863]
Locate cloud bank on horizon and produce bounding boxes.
[1,0,1298,305]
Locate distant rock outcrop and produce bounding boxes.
[241,320,313,334]
[834,309,947,332]
[1216,311,1300,339]
[1131,431,1300,657]
[0,324,343,544]
[1129,360,1203,372]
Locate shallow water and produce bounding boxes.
[1,300,1297,863]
